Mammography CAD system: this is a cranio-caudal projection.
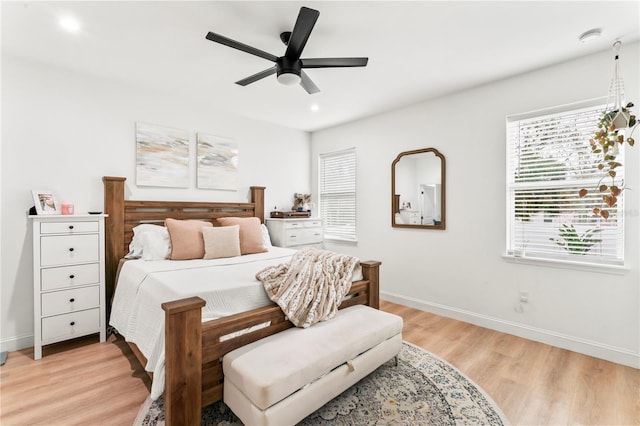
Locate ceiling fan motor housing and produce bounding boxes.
[276,57,302,85]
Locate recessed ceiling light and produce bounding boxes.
[59,16,81,33]
[578,28,602,43]
[310,104,319,112]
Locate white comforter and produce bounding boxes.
[109,247,297,399]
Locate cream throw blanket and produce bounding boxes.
[256,248,359,328]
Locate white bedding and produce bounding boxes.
[110,247,296,399]
[109,246,364,399]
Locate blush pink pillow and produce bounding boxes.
[217,217,268,255]
[165,218,213,260]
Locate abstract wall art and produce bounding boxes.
[136,122,190,188]
[197,133,238,191]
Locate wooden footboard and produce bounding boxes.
[161,260,380,426]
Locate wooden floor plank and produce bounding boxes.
[0,333,151,425]
[0,301,638,425]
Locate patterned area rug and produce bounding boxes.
[135,342,508,425]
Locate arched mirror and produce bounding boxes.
[392,148,446,229]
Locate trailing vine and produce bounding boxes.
[578,103,636,219]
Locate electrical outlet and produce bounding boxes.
[519,291,530,303]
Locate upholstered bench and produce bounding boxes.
[223,304,403,425]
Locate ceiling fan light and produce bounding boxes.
[277,72,301,86]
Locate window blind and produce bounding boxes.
[319,148,357,242]
[506,100,625,265]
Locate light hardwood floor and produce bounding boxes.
[1,301,638,425]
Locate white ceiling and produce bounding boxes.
[2,1,639,132]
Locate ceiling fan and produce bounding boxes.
[205,6,368,94]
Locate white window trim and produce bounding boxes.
[502,253,629,275]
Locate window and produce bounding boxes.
[319,148,357,242]
[506,99,625,265]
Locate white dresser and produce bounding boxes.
[400,210,421,225]
[265,218,323,249]
[30,214,107,360]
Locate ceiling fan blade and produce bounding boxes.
[284,7,319,59]
[300,71,320,94]
[206,32,278,62]
[235,66,277,86]
[301,57,369,68]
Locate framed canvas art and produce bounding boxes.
[136,122,190,188]
[197,133,238,190]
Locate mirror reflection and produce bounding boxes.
[392,148,446,229]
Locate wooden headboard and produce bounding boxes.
[102,176,265,319]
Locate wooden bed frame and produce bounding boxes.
[102,176,381,426]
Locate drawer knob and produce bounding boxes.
[69,248,74,252]
[69,274,75,279]
[68,225,74,230]
[69,298,75,303]
[70,321,75,326]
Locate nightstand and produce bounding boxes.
[30,214,107,360]
[265,218,323,249]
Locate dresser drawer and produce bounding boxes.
[41,286,100,317]
[283,220,322,230]
[285,228,323,246]
[41,263,100,291]
[40,234,99,267]
[41,308,100,342]
[284,221,305,229]
[40,221,99,235]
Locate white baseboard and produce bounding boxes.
[382,291,640,369]
[0,333,33,354]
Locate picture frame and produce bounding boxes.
[32,190,60,215]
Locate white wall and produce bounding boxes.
[312,43,640,368]
[4,44,639,368]
[1,55,311,351]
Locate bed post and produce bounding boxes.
[162,297,206,426]
[250,186,266,223]
[359,261,381,309]
[103,176,126,322]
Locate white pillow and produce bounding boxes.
[261,224,273,248]
[125,224,171,260]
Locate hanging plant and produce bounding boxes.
[578,103,636,219]
[579,41,637,220]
